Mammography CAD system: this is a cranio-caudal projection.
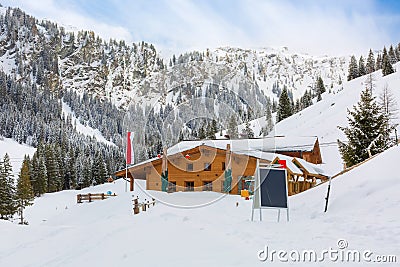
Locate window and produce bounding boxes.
[204,163,211,171]
[185,181,194,191]
[187,163,193,171]
[168,181,176,192]
[201,149,210,156]
[203,181,212,191]
[222,162,226,170]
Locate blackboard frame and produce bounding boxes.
[251,160,289,222]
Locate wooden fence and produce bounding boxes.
[77,193,117,203]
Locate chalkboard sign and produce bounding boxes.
[259,168,288,208]
[251,160,289,222]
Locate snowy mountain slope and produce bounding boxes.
[238,63,400,175]
[61,100,116,147]
[1,6,352,160]
[1,145,399,266]
[0,6,348,110]
[0,137,36,177]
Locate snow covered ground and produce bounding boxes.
[1,146,399,266]
[0,137,36,178]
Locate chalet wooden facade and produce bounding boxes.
[115,137,328,195]
[277,138,322,164]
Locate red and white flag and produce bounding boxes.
[126,132,135,165]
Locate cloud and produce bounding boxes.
[2,0,400,58]
[1,0,133,42]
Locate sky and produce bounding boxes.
[2,0,400,58]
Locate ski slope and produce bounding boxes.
[0,137,36,178]
[1,146,399,266]
[61,100,116,147]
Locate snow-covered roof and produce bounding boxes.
[294,157,328,177]
[120,137,319,174]
[168,136,318,155]
[271,154,303,175]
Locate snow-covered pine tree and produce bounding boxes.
[241,120,254,139]
[358,56,366,76]
[396,43,400,62]
[227,115,238,139]
[347,55,359,81]
[382,47,394,77]
[388,45,397,64]
[16,156,34,224]
[376,54,382,70]
[45,144,61,193]
[316,76,326,95]
[92,153,107,185]
[265,105,274,135]
[271,99,277,113]
[206,119,218,139]
[338,88,392,167]
[198,123,206,139]
[366,49,375,74]
[276,87,293,122]
[0,153,16,219]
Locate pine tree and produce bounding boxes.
[206,119,218,139]
[388,45,397,64]
[366,49,375,74]
[376,54,382,70]
[0,154,16,219]
[265,105,274,135]
[358,56,366,76]
[338,88,392,167]
[16,156,34,224]
[316,76,325,95]
[227,115,238,139]
[276,87,293,122]
[45,145,61,192]
[382,47,394,77]
[92,153,107,185]
[347,55,359,81]
[271,99,277,113]
[198,123,206,139]
[241,120,254,139]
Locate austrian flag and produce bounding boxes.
[126,132,135,165]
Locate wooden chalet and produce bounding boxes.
[115,137,328,195]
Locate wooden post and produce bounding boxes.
[101,193,105,200]
[133,198,139,214]
[152,198,155,206]
[77,194,82,203]
[142,201,147,212]
[130,176,134,191]
[88,193,92,202]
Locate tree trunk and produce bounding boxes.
[19,208,24,225]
